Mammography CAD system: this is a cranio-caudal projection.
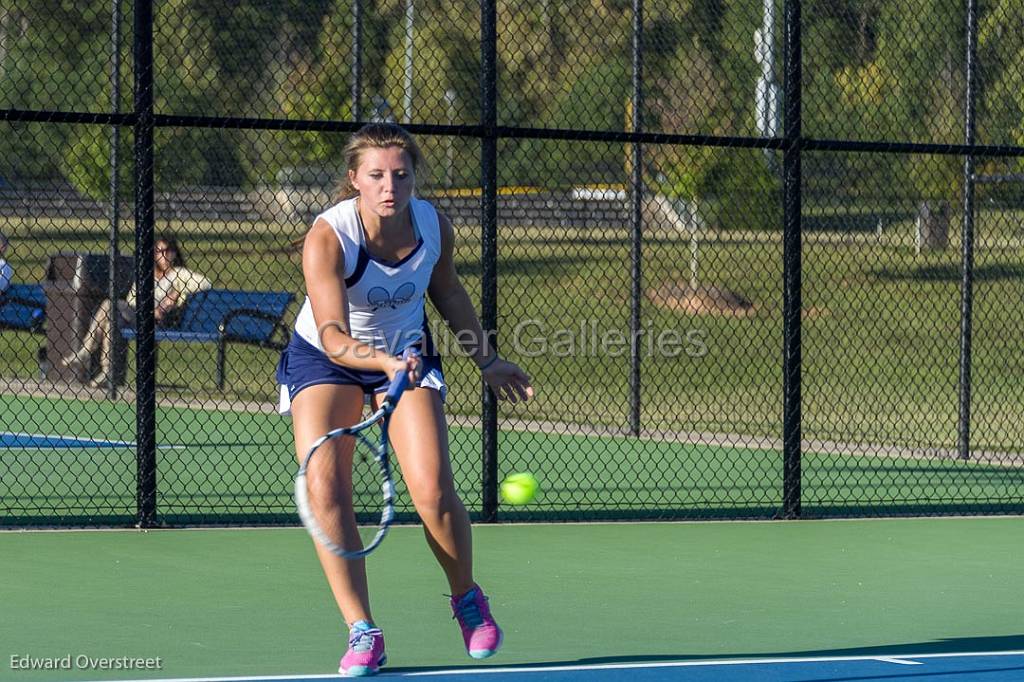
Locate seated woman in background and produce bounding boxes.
[62,235,211,387]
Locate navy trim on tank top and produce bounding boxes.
[353,200,424,271]
[344,247,369,288]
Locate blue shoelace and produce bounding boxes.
[453,590,485,628]
[348,625,382,652]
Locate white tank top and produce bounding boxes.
[293,196,442,355]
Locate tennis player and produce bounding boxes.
[277,122,533,676]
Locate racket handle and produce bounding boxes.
[383,347,420,406]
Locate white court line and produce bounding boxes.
[65,649,1024,682]
[874,657,923,665]
[1,431,188,449]
[404,650,1024,675]
[2,431,135,447]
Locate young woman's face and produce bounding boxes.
[349,146,415,219]
[154,241,175,271]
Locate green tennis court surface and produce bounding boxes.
[4,394,1023,524]
[1,519,1022,681]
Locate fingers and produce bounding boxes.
[514,367,534,400]
[404,354,422,383]
[385,355,420,385]
[486,364,534,403]
[497,376,532,403]
[502,384,524,403]
[514,380,535,402]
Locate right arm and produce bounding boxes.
[154,288,180,323]
[303,218,416,380]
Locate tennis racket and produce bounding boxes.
[294,349,418,559]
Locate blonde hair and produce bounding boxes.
[331,122,424,203]
[292,123,424,251]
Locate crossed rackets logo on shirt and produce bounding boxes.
[366,282,416,311]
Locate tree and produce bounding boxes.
[0,2,108,183]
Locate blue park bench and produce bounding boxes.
[122,288,294,390]
[0,283,45,333]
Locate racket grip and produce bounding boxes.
[383,347,420,405]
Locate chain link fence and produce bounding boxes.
[2,0,1023,526]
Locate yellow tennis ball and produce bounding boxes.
[500,472,538,505]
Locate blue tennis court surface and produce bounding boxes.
[76,651,1024,682]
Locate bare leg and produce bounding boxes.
[93,302,120,383]
[291,383,375,625]
[63,301,112,379]
[84,300,112,353]
[373,387,474,595]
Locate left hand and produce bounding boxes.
[384,353,422,386]
[482,358,534,403]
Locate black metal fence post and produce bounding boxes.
[781,0,803,519]
[628,0,644,437]
[134,0,157,527]
[351,0,362,122]
[107,0,123,401]
[958,0,979,461]
[480,0,499,523]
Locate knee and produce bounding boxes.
[408,481,458,519]
[93,300,112,324]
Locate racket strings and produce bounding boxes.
[302,430,384,553]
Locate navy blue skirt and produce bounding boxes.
[276,333,446,414]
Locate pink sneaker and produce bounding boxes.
[450,584,503,659]
[339,621,386,677]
